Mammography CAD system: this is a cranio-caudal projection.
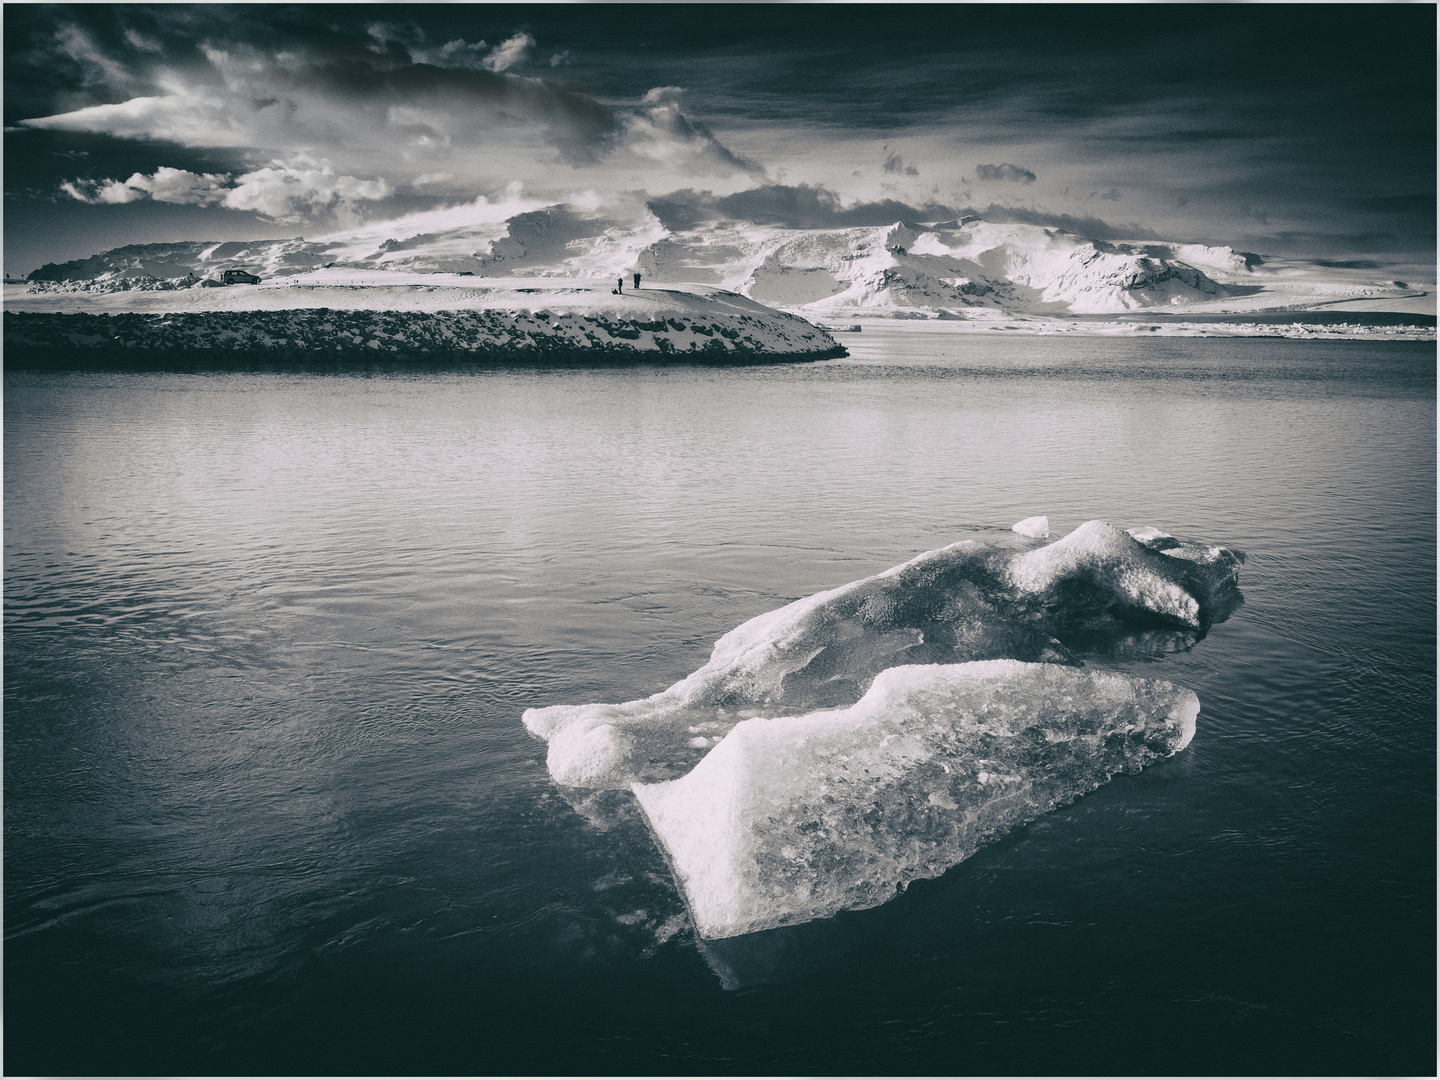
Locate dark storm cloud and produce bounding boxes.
[968,204,1159,242]
[646,185,953,231]
[976,163,1036,184]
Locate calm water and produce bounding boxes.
[5,332,1435,1075]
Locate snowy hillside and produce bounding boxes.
[18,201,1431,321]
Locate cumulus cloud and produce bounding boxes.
[976,162,1037,184]
[58,158,392,223]
[61,166,230,205]
[221,158,393,222]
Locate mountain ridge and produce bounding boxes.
[20,204,1430,320]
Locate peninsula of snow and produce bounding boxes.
[4,272,846,365]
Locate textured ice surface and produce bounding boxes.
[523,519,1241,789]
[633,660,1199,939]
[1011,515,1050,538]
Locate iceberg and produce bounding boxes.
[633,659,1199,939]
[523,519,1242,789]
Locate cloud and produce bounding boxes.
[52,23,133,89]
[647,184,956,230]
[624,88,765,177]
[58,158,392,223]
[882,153,919,177]
[645,183,1161,241]
[61,165,230,206]
[968,203,1160,240]
[424,39,492,69]
[976,162,1037,184]
[122,28,163,55]
[221,158,393,222]
[482,32,534,73]
[18,32,761,193]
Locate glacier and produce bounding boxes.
[523,520,1242,790]
[633,659,1200,939]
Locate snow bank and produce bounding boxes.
[634,659,1199,939]
[523,520,1242,790]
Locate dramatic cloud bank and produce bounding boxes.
[19,13,765,235]
[59,159,392,223]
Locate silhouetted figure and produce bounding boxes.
[617,277,624,293]
[633,272,642,290]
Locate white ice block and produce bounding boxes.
[634,660,1199,939]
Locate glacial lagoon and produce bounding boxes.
[5,330,1434,1074]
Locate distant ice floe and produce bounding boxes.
[523,518,1244,940]
[1011,514,1049,538]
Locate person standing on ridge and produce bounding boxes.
[633,272,642,290]
[616,276,624,293]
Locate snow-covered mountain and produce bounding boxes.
[21,203,1425,319]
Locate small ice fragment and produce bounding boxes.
[1012,515,1050,538]
[687,737,710,748]
[1126,525,1172,543]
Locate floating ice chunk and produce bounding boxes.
[524,520,1240,789]
[1011,515,1050,538]
[1008,520,1241,630]
[633,660,1198,939]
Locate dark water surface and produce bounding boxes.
[5,333,1435,1075]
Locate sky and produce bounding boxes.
[4,3,1435,275]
